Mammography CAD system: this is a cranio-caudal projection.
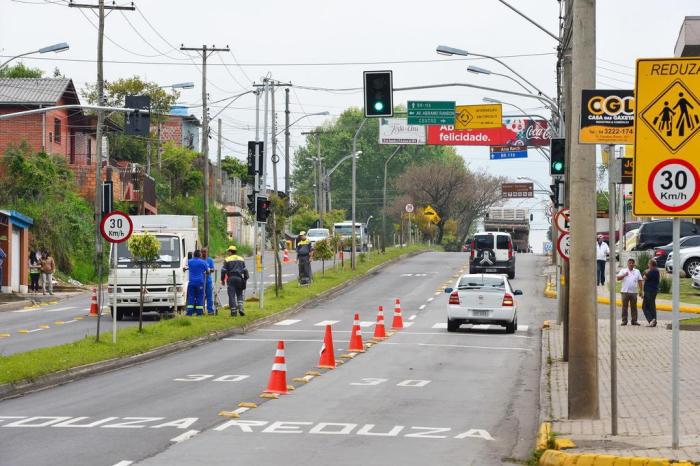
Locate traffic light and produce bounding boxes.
[256,196,271,223]
[550,183,560,208]
[550,137,565,176]
[363,70,393,117]
[247,191,256,213]
[125,95,151,136]
[247,141,263,177]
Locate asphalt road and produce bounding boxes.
[0,252,321,355]
[0,252,555,466]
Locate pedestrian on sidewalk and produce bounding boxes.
[40,250,56,295]
[28,251,41,293]
[616,258,643,326]
[185,250,207,316]
[596,235,610,286]
[201,248,216,315]
[0,244,5,292]
[221,245,248,316]
[642,258,660,327]
[296,231,312,285]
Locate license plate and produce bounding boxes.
[472,309,491,317]
[143,296,153,303]
[485,268,497,273]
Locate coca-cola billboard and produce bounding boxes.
[426,118,551,147]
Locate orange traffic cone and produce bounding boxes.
[89,288,99,317]
[391,298,404,329]
[348,313,365,352]
[283,249,289,264]
[264,341,289,395]
[373,305,387,339]
[318,325,336,369]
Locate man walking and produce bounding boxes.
[41,251,56,295]
[185,250,208,316]
[596,235,610,287]
[642,258,660,327]
[616,258,643,326]
[221,245,249,316]
[201,248,216,315]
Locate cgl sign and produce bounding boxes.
[579,90,635,145]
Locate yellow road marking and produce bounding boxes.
[0,333,10,338]
[18,329,30,334]
[39,325,50,329]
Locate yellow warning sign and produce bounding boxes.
[423,205,441,225]
[634,58,700,217]
[454,104,502,130]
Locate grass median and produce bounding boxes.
[0,245,431,386]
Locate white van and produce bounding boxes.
[468,231,516,279]
[306,228,330,247]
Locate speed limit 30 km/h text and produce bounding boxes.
[648,159,700,212]
[100,211,134,243]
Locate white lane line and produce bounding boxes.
[434,292,440,296]
[359,321,374,328]
[409,315,416,321]
[12,308,39,313]
[427,297,434,302]
[45,307,75,313]
[234,407,250,414]
[314,320,339,326]
[518,325,529,332]
[260,329,351,333]
[170,429,199,444]
[418,343,532,352]
[419,304,426,310]
[112,462,133,466]
[275,319,301,326]
[432,323,447,329]
[403,322,415,328]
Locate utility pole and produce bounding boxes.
[567,0,599,419]
[68,0,134,343]
[180,44,230,247]
[217,118,222,195]
[271,82,278,193]
[316,134,323,225]
[284,88,291,197]
[561,0,573,362]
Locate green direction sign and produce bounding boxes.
[407,101,456,125]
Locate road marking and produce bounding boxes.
[419,305,426,310]
[54,320,77,325]
[260,329,350,334]
[112,462,133,466]
[314,320,339,326]
[409,315,416,321]
[275,319,301,326]
[0,333,10,338]
[45,307,74,313]
[434,292,440,296]
[417,343,531,352]
[399,331,531,339]
[12,308,38,313]
[427,297,434,302]
[403,322,414,328]
[18,328,42,334]
[39,325,50,329]
[170,429,199,444]
[432,323,447,329]
[359,321,374,328]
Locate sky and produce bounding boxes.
[1,0,696,250]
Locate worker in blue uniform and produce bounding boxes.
[186,250,208,316]
[201,248,216,315]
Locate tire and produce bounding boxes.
[684,258,700,278]
[508,269,515,279]
[447,319,459,332]
[115,308,124,321]
[505,315,517,334]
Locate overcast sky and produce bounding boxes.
[1,0,696,248]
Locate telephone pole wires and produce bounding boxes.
[180,44,230,247]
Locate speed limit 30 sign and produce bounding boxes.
[648,159,700,212]
[100,211,133,243]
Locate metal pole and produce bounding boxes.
[351,118,367,270]
[217,118,222,195]
[284,88,290,197]
[382,146,402,253]
[567,0,599,419]
[251,90,260,300]
[201,46,210,248]
[94,0,105,343]
[607,144,618,436]
[260,79,269,308]
[271,82,278,193]
[112,243,117,344]
[672,217,681,448]
[561,0,572,361]
[317,134,323,227]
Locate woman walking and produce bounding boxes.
[28,251,41,293]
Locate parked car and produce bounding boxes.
[666,246,700,278]
[468,232,516,279]
[444,273,522,333]
[692,270,700,290]
[653,235,700,268]
[633,220,699,251]
[461,238,473,253]
[305,228,330,247]
[598,221,641,244]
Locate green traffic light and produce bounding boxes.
[552,161,563,171]
[373,101,384,112]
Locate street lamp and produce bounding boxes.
[468,65,532,94]
[160,82,195,90]
[0,42,70,69]
[276,111,330,137]
[323,150,361,214]
[382,145,403,252]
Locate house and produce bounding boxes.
[0,210,33,293]
[153,105,200,150]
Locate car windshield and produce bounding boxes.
[334,225,360,236]
[474,235,494,249]
[116,235,181,269]
[458,276,505,289]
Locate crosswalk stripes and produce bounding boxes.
[275,319,302,326]
[314,320,339,326]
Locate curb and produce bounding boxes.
[0,292,85,313]
[596,295,700,314]
[539,450,694,466]
[0,248,428,401]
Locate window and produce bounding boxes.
[474,235,494,250]
[458,276,505,289]
[86,139,92,165]
[69,133,75,164]
[54,118,61,144]
[684,237,700,248]
[681,222,698,236]
[496,235,510,249]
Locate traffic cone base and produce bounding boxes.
[318,325,337,369]
[264,341,289,395]
[348,313,365,352]
[283,249,290,264]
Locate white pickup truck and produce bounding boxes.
[108,215,199,320]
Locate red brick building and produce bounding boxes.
[152,105,200,150]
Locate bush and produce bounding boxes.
[659,275,671,294]
[443,240,462,252]
[636,253,650,273]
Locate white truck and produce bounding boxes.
[333,221,370,252]
[109,215,199,320]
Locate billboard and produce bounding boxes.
[579,90,634,145]
[378,118,426,145]
[501,182,534,198]
[426,118,551,146]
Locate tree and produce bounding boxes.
[0,62,43,78]
[127,232,160,332]
[220,156,252,185]
[451,169,505,244]
[158,142,203,199]
[312,239,334,275]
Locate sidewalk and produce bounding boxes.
[545,318,700,461]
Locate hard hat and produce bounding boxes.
[227,245,237,252]
[300,231,306,236]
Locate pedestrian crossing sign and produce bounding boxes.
[634,58,700,217]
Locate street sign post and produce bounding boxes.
[99,210,133,345]
[556,232,570,261]
[405,203,414,213]
[455,104,502,130]
[634,57,700,449]
[407,101,455,126]
[554,208,570,234]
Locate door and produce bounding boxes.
[11,229,20,292]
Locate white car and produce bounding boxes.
[665,246,700,277]
[445,274,522,333]
[692,271,700,290]
[306,228,330,246]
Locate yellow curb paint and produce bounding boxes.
[48,301,58,305]
[554,438,576,450]
[54,321,65,325]
[0,333,10,338]
[339,353,355,359]
[335,360,345,365]
[74,316,84,320]
[39,302,50,307]
[18,329,30,334]
[535,422,551,452]
[538,450,689,466]
[305,371,321,377]
[597,295,700,314]
[286,385,295,391]
[259,393,279,399]
[39,325,50,329]
[292,376,312,384]
[238,402,257,409]
[217,411,241,418]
